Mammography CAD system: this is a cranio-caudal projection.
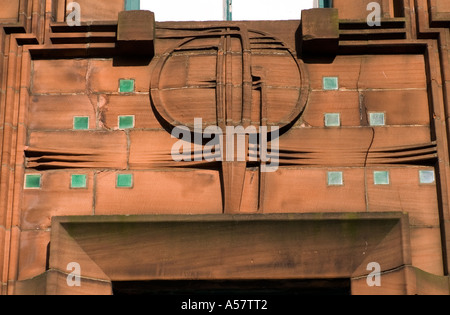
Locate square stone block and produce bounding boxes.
[301,9,339,55]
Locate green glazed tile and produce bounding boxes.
[25,174,41,189]
[374,171,389,185]
[119,115,135,129]
[119,79,135,93]
[117,174,133,188]
[419,170,435,184]
[328,171,343,186]
[73,116,89,130]
[71,174,87,189]
[323,77,339,90]
[369,113,385,126]
[325,113,341,127]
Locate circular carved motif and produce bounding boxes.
[150,25,309,131]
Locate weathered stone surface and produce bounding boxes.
[32,59,88,94]
[333,0,395,20]
[66,0,124,22]
[17,231,50,281]
[263,168,367,213]
[45,270,112,295]
[118,10,155,41]
[1,0,450,296]
[301,9,339,55]
[26,131,128,169]
[29,95,96,130]
[358,55,427,89]
[0,1,20,21]
[89,59,153,93]
[95,170,223,215]
[351,267,411,295]
[0,226,5,285]
[21,172,95,230]
[367,167,440,227]
[436,0,450,13]
[302,91,361,127]
[47,213,409,291]
[412,267,450,295]
[410,227,445,276]
[150,26,308,130]
[99,95,161,129]
[362,90,430,126]
[117,10,155,58]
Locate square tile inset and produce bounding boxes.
[323,77,339,90]
[118,115,135,129]
[369,112,386,126]
[419,170,435,184]
[25,174,41,189]
[325,113,341,127]
[119,79,135,93]
[374,171,390,185]
[328,171,343,186]
[73,116,89,130]
[117,174,133,188]
[71,174,87,189]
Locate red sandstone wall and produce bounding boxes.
[0,0,449,295]
[334,0,403,19]
[18,43,443,279]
